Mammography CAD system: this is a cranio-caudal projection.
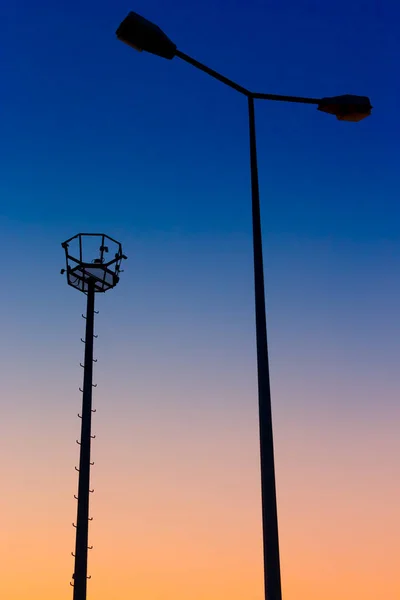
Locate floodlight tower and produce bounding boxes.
[61,233,127,600]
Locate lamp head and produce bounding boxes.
[318,94,372,122]
[116,11,177,59]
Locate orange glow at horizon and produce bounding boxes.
[2,378,399,600]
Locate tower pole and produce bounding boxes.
[73,278,96,600]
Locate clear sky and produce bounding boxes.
[1,0,399,599]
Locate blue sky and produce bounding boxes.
[2,0,399,238]
[2,0,399,392]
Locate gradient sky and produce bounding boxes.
[1,0,399,599]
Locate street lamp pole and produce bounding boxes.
[248,94,282,599]
[115,12,372,600]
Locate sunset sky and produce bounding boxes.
[1,0,399,599]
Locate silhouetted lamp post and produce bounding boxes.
[61,233,127,600]
[115,11,372,600]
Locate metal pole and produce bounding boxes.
[248,95,282,600]
[176,49,249,96]
[73,279,96,600]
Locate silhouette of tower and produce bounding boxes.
[61,233,127,600]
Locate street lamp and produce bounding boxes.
[62,233,127,600]
[116,11,372,600]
